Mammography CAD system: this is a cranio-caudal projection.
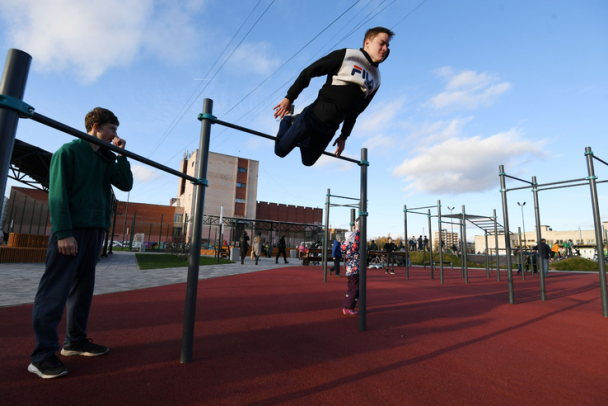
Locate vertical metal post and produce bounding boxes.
[428,209,434,280]
[0,49,31,211]
[532,176,546,300]
[462,205,468,283]
[460,219,465,278]
[148,224,152,247]
[108,202,117,254]
[485,231,490,277]
[359,148,368,332]
[44,210,49,235]
[585,147,608,316]
[494,209,500,281]
[19,195,27,233]
[167,224,170,245]
[36,203,44,235]
[404,205,409,279]
[438,200,444,284]
[519,227,524,280]
[158,214,163,251]
[499,165,514,304]
[101,230,109,257]
[181,98,212,363]
[6,190,16,231]
[28,200,36,234]
[323,189,330,282]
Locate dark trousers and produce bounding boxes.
[275,248,287,263]
[31,229,105,363]
[240,250,247,263]
[386,252,396,271]
[330,259,341,275]
[343,274,359,310]
[274,104,338,167]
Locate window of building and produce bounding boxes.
[192,161,195,167]
[174,214,184,223]
[235,198,246,203]
[237,167,247,173]
[236,182,246,188]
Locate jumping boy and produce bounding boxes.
[273,27,394,166]
[28,108,133,379]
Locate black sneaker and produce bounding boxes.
[61,339,109,357]
[28,355,68,379]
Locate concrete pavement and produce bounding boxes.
[0,251,303,308]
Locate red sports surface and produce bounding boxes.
[1,266,607,405]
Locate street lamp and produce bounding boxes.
[447,206,455,250]
[517,202,526,248]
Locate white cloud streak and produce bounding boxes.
[0,0,206,83]
[428,66,511,110]
[131,164,159,182]
[393,128,547,195]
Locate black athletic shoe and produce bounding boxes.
[61,339,109,357]
[28,355,68,379]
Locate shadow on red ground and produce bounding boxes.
[1,266,607,405]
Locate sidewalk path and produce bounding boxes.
[0,251,302,308]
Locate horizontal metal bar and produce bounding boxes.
[506,184,534,192]
[328,194,360,201]
[329,204,359,208]
[439,221,461,225]
[537,182,589,192]
[213,118,361,165]
[592,155,608,167]
[405,210,430,216]
[535,178,588,188]
[503,174,533,185]
[30,112,198,182]
[407,205,438,210]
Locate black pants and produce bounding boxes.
[386,252,396,271]
[240,250,247,263]
[31,229,104,363]
[343,274,359,310]
[330,259,341,275]
[275,104,338,167]
[276,248,287,263]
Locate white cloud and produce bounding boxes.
[0,0,206,83]
[407,117,473,146]
[356,98,406,135]
[428,67,511,110]
[225,42,280,76]
[361,134,394,151]
[131,164,158,182]
[393,128,547,195]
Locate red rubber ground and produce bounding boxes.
[1,266,607,405]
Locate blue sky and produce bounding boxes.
[1,0,607,241]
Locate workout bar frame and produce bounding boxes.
[499,156,608,316]
[201,102,370,331]
[0,49,210,364]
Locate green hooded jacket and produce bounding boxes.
[49,139,133,240]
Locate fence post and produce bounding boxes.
[358,148,368,332]
[323,189,330,282]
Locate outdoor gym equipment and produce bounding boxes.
[0,49,372,365]
[499,158,608,317]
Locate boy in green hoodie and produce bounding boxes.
[28,108,133,379]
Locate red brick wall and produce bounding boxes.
[255,202,322,224]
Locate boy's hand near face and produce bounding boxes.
[58,237,78,256]
[112,136,126,156]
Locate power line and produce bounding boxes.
[146,0,274,160]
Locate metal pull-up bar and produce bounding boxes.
[499,154,608,316]
[198,106,370,332]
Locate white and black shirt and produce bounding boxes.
[285,48,382,140]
